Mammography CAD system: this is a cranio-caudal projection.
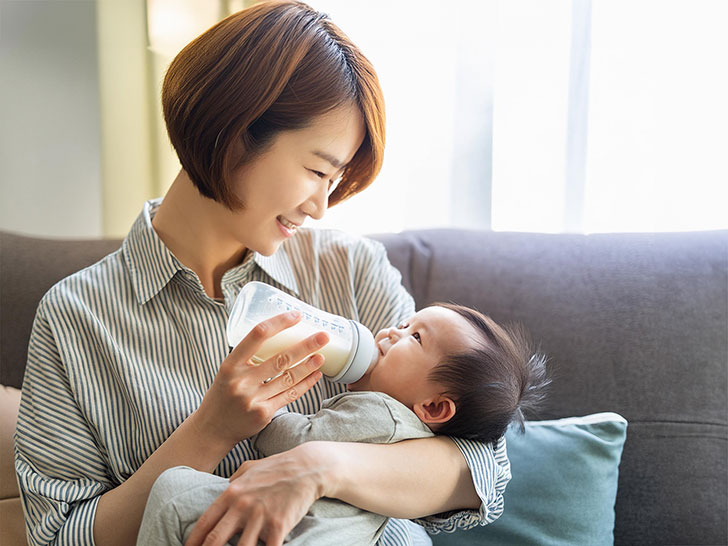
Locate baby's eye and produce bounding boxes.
[397,321,409,329]
[412,332,421,344]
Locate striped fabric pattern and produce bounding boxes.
[14,199,510,546]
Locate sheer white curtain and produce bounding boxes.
[314,0,728,234]
[310,0,496,235]
[582,0,728,233]
[492,0,728,233]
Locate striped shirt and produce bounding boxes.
[15,198,511,546]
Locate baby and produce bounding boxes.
[346,302,549,444]
[136,303,549,546]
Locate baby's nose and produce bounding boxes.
[387,327,402,342]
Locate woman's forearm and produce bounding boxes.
[325,436,480,519]
[93,413,234,546]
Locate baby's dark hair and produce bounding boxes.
[427,303,550,444]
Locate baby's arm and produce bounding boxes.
[253,391,433,457]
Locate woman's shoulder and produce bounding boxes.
[39,248,128,311]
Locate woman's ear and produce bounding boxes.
[413,396,456,425]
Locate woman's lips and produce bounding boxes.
[278,215,299,230]
[276,216,299,237]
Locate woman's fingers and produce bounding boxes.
[199,512,244,546]
[185,492,254,546]
[256,331,329,382]
[184,498,227,546]
[228,310,302,363]
[260,353,325,398]
[267,362,324,409]
[229,312,329,383]
[236,509,264,546]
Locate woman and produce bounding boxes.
[14,2,510,545]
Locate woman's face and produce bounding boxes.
[226,103,366,256]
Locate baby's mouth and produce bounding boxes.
[376,339,389,358]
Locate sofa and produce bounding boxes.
[1,228,726,545]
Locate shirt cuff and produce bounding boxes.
[413,436,511,534]
[55,495,101,546]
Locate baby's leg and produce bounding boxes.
[284,497,387,546]
[136,466,393,546]
[136,466,233,546]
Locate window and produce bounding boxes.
[311,0,728,234]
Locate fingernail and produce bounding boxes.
[315,332,329,345]
[288,310,301,319]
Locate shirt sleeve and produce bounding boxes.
[351,237,415,334]
[253,392,433,456]
[14,299,112,546]
[412,436,511,533]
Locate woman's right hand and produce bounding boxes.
[190,310,327,450]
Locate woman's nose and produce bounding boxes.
[302,182,328,220]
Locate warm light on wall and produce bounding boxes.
[147,0,224,58]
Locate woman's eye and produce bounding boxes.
[310,169,326,179]
[329,176,344,193]
[412,332,422,344]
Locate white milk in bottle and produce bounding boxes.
[226,282,377,383]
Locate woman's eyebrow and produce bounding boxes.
[313,150,344,169]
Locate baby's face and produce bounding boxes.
[348,306,480,408]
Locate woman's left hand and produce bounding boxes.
[184,442,337,546]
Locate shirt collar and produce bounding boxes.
[122,199,185,305]
[123,199,300,305]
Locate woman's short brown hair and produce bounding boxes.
[162,0,385,209]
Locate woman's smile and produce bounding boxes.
[277,215,301,237]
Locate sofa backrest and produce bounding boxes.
[1,228,726,545]
[374,228,727,545]
[0,232,122,388]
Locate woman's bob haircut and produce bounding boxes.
[162,0,385,210]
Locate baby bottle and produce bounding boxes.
[227,281,377,383]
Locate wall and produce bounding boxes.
[0,0,103,238]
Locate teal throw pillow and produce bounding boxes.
[431,412,628,546]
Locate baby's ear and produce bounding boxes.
[413,396,456,425]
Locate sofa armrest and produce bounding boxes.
[0,385,27,545]
[0,385,20,500]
